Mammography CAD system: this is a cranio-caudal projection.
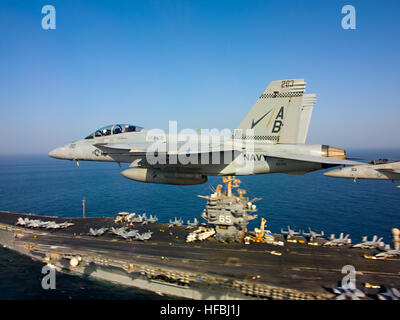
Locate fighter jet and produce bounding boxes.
[59,221,74,228]
[88,227,109,236]
[302,227,325,241]
[16,217,29,226]
[375,246,400,259]
[131,216,142,223]
[129,214,145,223]
[26,219,42,228]
[17,218,46,228]
[352,235,385,249]
[168,217,184,227]
[115,229,136,239]
[324,159,400,187]
[142,231,153,240]
[48,79,360,185]
[135,231,153,241]
[186,218,199,229]
[332,285,366,300]
[378,287,400,300]
[324,233,351,246]
[281,226,301,239]
[38,221,51,228]
[119,232,131,240]
[139,213,151,224]
[111,227,127,236]
[126,230,140,238]
[45,221,62,230]
[16,218,62,230]
[149,215,158,223]
[142,214,158,225]
[124,213,135,223]
[111,227,139,239]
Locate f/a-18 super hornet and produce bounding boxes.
[48,79,360,185]
[186,218,199,229]
[352,235,385,249]
[16,217,74,230]
[324,233,352,246]
[324,159,400,188]
[281,226,301,239]
[88,227,109,237]
[302,227,325,241]
[168,217,184,227]
[142,214,158,225]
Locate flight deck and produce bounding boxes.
[0,209,399,300]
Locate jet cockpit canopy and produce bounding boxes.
[85,124,144,139]
[368,158,389,165]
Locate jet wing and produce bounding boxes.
[94,143,240,156]
[263,150,364,166]
[96,143,362,166]
[377,168,400,174]
[373,161,400,174]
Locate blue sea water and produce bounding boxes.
[0,150,399,299]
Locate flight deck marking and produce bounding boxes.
[26,228,400,276]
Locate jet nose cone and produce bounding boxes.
[120,169,130,179]
[48,149,56,158]
[323,169,341,177]
[48,146,67,159]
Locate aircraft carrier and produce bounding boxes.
[0,178,399,300]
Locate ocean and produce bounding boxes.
[0,150,399,299]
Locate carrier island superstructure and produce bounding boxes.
[200,176,259,243]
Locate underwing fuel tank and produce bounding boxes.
[121,168,208,185]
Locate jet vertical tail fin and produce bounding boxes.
[296,93,316,144]
[235,79,316,144]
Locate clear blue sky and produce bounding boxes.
[0,0,399,154]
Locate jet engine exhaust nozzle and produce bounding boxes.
[322,145,346,160]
